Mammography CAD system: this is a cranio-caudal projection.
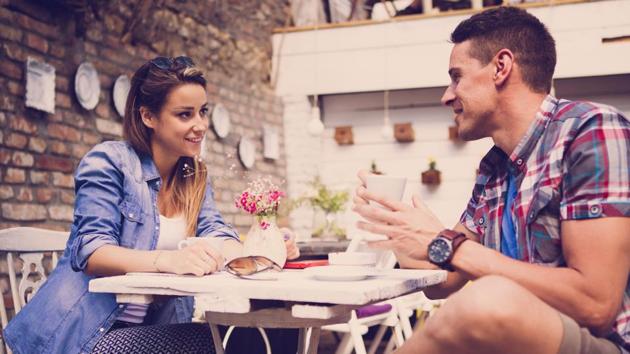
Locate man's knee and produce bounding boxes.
[461,275,529,322]
[428,276,532,342]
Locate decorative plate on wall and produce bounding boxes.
[211,103,231,139]
[238,137,256,169]
[112,74,130,118]
[74,62,101,110]
[263,125,279,160]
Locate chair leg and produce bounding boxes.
[348,321,367,354]
[307,327,321,354]
[383,334,396,354]
[208,323,225,354]
[334,333,354,354]
[256,328,272,354]
[392,323,405,347]
[366,324,387,354]
[398,308,414,340]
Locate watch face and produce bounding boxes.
[429,238,451,264]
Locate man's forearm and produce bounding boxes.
[451,240,617,332]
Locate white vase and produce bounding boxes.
[243,216,287,269]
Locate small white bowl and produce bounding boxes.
[328,252,378,266]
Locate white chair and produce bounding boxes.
[380,291,445,352]
[321,236,408,354]
[0,227,69,354]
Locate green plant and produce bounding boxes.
[302,177,350,214]
[370,160,383,175]
[428,157,437,170]
[290,177,350,239]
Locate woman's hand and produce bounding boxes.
[281,227,300,260]
[155,242,224,276]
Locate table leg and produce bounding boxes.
[307,327,321,354]
[208,323,225,354]
[297,327,322,354]
[297,328,307,354]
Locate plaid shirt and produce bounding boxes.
[460,95,630,348]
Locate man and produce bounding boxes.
[353,6,630,354]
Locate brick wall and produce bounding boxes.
[0,0,290,301]
[0,0,289,235]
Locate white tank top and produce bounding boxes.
[117,214,187,323]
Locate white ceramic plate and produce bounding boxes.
[304,266,380,281]
[74,62,100,110]
[238,137,255,169]
[112,74,130,118]
[211,103,231,138]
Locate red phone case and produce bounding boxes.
[283,260,329,269]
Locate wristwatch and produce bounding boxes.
[427,229,468,271]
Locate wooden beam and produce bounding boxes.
[273,0,590,34]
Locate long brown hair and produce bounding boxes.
[123,58,208,237]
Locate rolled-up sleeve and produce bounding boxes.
[69,145,124,271]
[560,111,630,220]
[196,177,239,241]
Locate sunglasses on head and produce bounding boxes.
[150,56,195,70]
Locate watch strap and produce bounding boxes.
[437,229,468,270]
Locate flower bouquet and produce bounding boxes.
[231,177,287,273]
[235,177,285,229]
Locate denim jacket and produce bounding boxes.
[4,141,239,354]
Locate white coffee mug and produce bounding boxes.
[365,174,407,204]
[177,237,225,252]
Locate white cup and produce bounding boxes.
[365,174,407,204]
[177,237,225,252]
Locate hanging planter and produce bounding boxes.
[421,158,441,185]
[334,126,354,145]
[394,123,415,143]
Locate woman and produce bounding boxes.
[3,56,300,354]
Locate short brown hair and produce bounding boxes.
[451,6,556,93]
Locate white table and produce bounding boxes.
[89,268,446,354]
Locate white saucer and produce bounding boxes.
[74,62,100,110]
[112,74,130,118]
[304,266,380,281]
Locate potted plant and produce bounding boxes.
[294,177,350,240]
[421,157,441,185]
[370,160,383,175]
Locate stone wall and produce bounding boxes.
[0,0,289,234]
[0,0,290,300]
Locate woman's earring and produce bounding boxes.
[182,163,195,178]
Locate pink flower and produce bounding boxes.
[235,177,285,217]
[260,221,270,230]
